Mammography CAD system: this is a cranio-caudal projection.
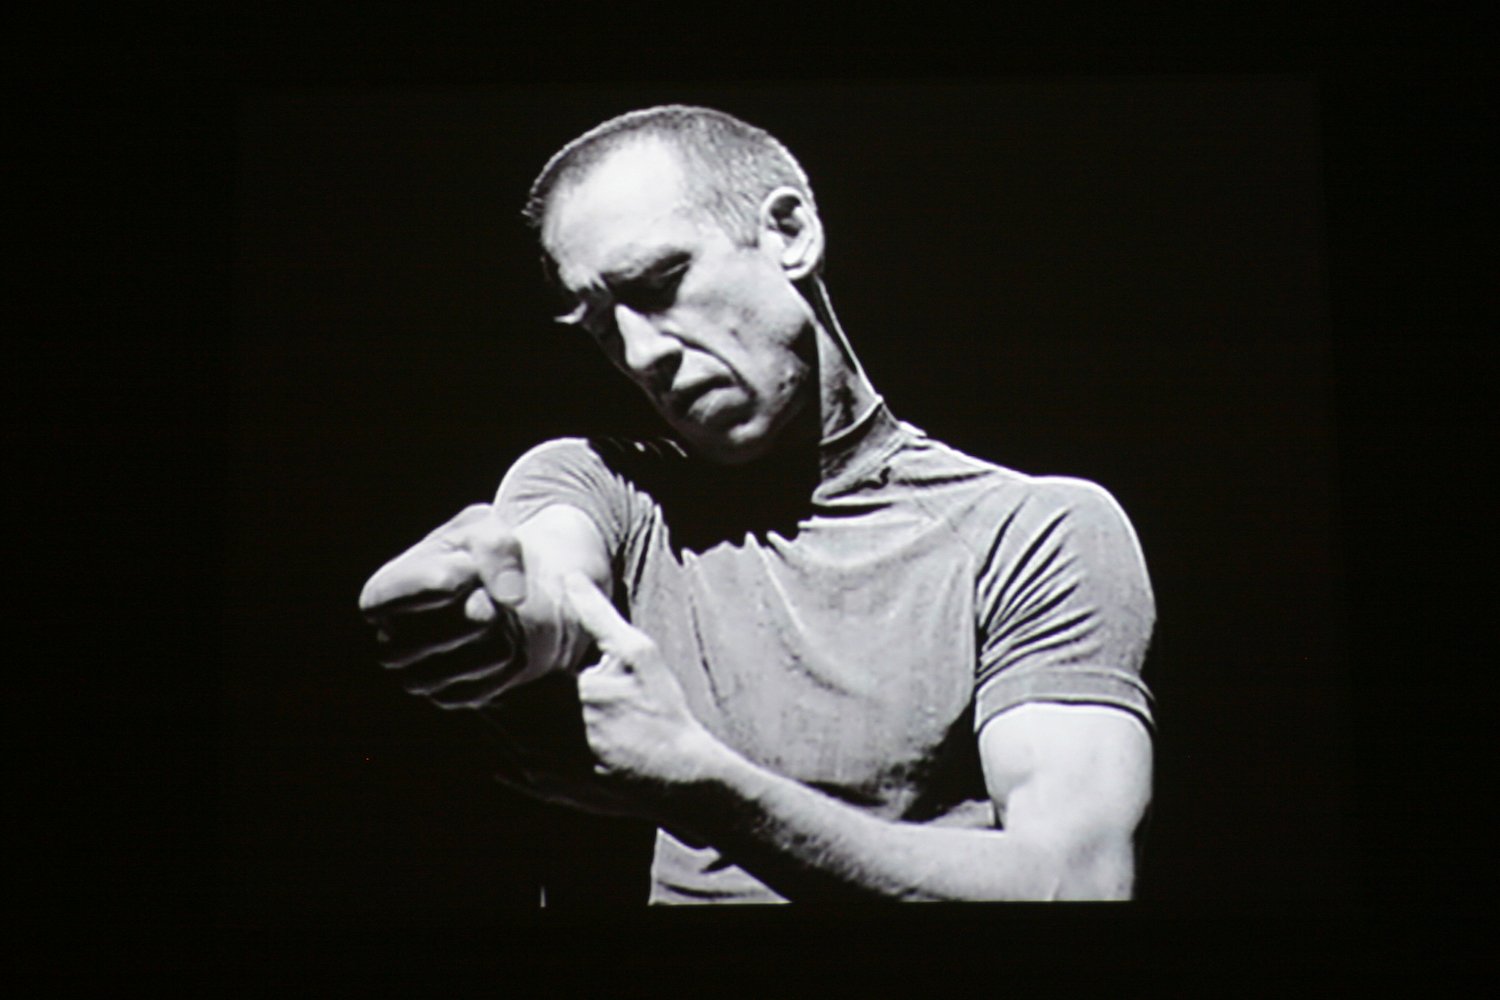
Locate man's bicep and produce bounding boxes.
[978,702,1153,900]
[511,503,614,591]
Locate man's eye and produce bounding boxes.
[617,265,686,313]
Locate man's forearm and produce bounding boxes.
[662,736,1095,902]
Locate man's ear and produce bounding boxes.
[758,187,824,280]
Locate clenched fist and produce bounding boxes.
[358,503,601,708]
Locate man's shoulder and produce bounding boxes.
[512,434,687,465]
[495,434,690,512]
[891,425,1023,484]
[503,435,688,482]
[890,426,1134,530]
[495,434,696,546]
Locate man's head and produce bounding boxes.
[526,106,829,465]
[524,105,818,248]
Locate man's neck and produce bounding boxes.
[806,276,881,446]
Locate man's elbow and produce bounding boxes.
[1054,841,1136,901]
[966,834,1134,901]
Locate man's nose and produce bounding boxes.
[614,304,681,384]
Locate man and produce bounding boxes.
[359,106,1155,903]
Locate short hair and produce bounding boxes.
[523,105,817,247]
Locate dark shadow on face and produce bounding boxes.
[588,299,826,556]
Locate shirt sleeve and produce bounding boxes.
[492,438,635,554]
[973,477,1156,733]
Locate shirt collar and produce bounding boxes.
[817,397,906,493]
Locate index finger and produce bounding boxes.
[561,572,635,653]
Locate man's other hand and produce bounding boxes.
[563,572,727,790]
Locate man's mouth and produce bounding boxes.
[668,375,735,417]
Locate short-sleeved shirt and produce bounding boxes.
[495,403,1154,904]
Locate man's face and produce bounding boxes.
[541,140,815,465]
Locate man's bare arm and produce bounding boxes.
[657,704,1150,901]
[563,574,1152,901]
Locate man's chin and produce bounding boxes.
[686,434,772,466]
[668,396,811,466]
[678,417,779,466]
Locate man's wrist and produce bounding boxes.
[681,725,744,786]
[644,726,747,823]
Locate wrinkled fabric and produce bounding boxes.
[496,404,1154,904]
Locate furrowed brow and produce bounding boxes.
[601,249,691,286]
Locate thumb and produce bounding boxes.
[461,513,526,605]
[562,571,637,654]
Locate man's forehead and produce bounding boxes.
[569,137,687,199]
[542,139,697,264]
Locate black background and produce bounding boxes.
[14,4,1489,989]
